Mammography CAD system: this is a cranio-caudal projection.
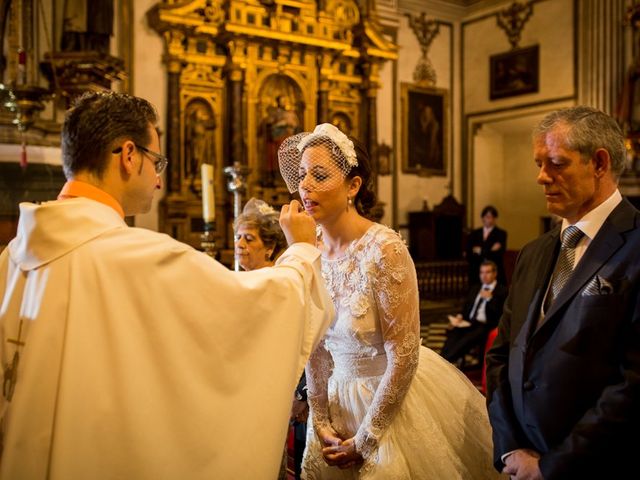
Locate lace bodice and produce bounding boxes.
[306,223,420,460]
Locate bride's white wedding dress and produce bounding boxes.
[303,224,499,479]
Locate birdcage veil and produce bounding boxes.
[278,123,358,193]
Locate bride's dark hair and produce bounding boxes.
[346,137,377,216]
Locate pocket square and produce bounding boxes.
[582,275,614,296]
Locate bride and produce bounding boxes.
[278,123,500,479]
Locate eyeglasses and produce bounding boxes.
[112,144,169,175]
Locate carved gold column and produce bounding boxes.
[229,66,244,166]
[21,0,34,83]
[362,61,379,189]
[165,30,184,194]
[318,54,331,123]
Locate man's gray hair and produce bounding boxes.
[532,105,627,178]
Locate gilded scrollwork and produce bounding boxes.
[148,0,396,252]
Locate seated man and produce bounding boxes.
[441,260,507,366]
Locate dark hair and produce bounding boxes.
[61,91,158,179]
[481,205,498,218]
[532,105,627,178]
[480,260,497,272]
[346,137,377,216]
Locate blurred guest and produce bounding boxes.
[466,205,507,285]
[234,198,307,480]
[441,260,507,367]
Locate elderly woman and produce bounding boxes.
[233,198,287,271]
[234,198,307,479]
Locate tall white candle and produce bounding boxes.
[201,163,215,222]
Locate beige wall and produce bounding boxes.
[463,0,576,249]
[463,0,575,114]
[472,120,548,250]
[395,8,455,227]
[130,0,166,231]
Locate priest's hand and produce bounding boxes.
[322,436,364,469]
[280,200,317,246]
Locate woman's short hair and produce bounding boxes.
[233,198,287,260]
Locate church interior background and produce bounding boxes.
[1,0,640,285]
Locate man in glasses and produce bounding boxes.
[0,91,334,479]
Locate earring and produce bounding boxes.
[347,196,353,211]
[265,251,272,261]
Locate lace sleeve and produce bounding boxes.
[306,338,334,432]
[354,239,420,460]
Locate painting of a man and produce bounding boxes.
[404,85,447,175]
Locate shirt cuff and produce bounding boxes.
[501,450,517,464]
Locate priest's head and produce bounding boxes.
[61,91,165,216]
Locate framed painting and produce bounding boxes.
[401,83,448,176]
[489,45,539,100]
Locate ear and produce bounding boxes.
[592,148,611,178]
[347,175,362,198]
[117,140,137,175]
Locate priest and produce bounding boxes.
[0,91,333,480]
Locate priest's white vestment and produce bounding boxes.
[0,197,333,480]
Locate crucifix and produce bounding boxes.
[3,319,25,402]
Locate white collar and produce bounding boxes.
[562,190,622,240]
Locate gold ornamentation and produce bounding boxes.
[148,0,397,253]
[406,12,440,86]
[496,1,534,50]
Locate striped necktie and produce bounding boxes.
[544,225,584,312]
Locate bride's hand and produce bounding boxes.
[316,425,343,448]
[322,437,363,469]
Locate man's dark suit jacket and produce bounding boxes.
[441,283,508,363]
[466,226,508,284]
[486,199,640,479]
[462,283,508,330]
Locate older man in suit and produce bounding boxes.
[486,106,640,480]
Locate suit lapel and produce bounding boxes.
[517,229,560,344]
[534,200,637,337]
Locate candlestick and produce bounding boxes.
[201,163,215,222]
[224,162,252,271]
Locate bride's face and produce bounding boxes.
[297,145,350,223]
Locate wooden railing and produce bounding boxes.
[415,260,469,302]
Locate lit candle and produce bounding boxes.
[201,163,215,222]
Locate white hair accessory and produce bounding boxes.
[241,198,278,218]
[297,123,358,168]
[278,123,358,193]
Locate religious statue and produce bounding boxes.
[263,95,300,186]
[61,0,114,53]
[186,106,217,193]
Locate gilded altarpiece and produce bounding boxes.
[148,0,397,259]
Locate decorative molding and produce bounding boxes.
[406,12,440,85]
[496,1,534,49]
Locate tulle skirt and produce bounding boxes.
[302,347,501,480]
